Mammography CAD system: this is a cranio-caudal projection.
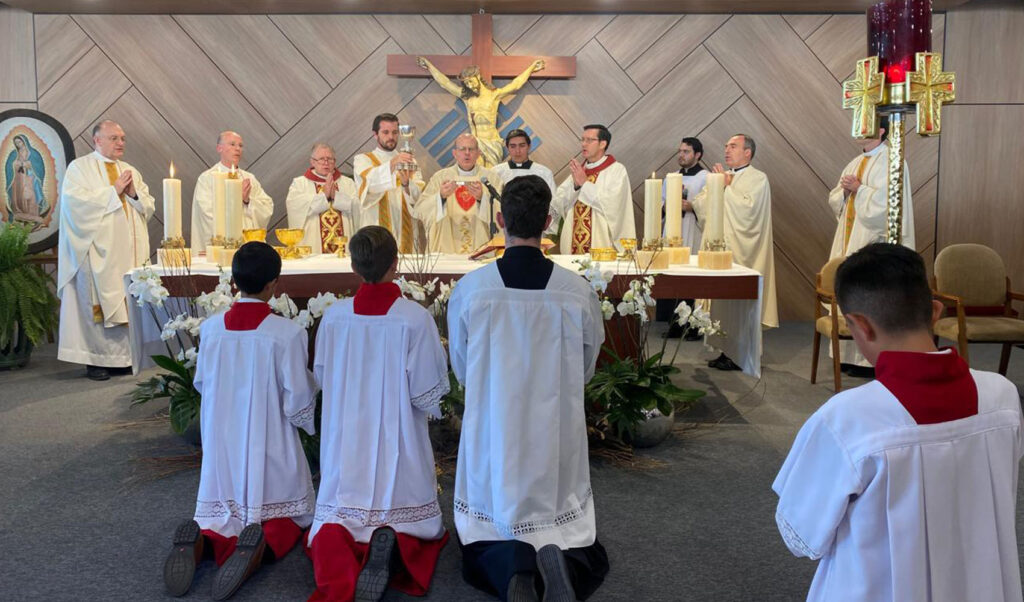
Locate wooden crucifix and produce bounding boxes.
[388,13,576,167]
[386,13,576,82]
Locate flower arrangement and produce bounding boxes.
[575,257,719,442]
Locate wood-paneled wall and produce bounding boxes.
[1,3,1019,320]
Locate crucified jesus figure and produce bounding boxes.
[417,57,545,167]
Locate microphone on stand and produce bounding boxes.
[480,175,501,237]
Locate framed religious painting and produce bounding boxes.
[0,109,76,254]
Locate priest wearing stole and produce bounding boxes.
[551,124,634,254]
[416,133,500,254]
[57,120,154,381]
[827,117,915,376]
[352,113,425,254]
[448,176,609,602]
[285,143,357,254]
[691,134,778,371]
[190,131,273,248]
[310,226,450,602]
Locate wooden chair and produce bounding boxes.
[932,244,1024,375]
[811,256,851,392]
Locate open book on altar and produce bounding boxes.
[468,235,557,260]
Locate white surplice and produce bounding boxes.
[416,165,500,254]
[284,174,357,254]
[192,302,317,537]
[57,151,154,367]
[190,163,273,248]
[827,144,915,367]
[310,297,449,543]
[447,262,604,549]
[551,158,635,253]
[352,147,425,244]
[773,369,1024,602]
[662,167,707,251]
[692,165,779,329]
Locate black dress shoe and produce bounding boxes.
[212,523,265,600]
[355,527,400,602]
[507,572,540,602]
[108,366,133,376]
[537,545,574,602]
[164,519,204,597]
[707,354,741,371]
[86,365,110,381]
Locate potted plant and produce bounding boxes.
[576,258,719,448]
[0,223,58,369]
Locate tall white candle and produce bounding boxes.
[224,177,244,242]
[705,173,726,243]
[162,163,182,241]
[664,172,683,241]
[643,172,662,246]
[211,171,228,240]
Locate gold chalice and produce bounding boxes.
[335,236,349,259]
[274,228,304,259]
[242,228,266,243]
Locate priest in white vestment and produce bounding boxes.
[190,131,273,249]
[552,124,634,254]
[416,133,500,254]
[166,242,317,600]
[692,134,778,371]
[774,243,1023,602]
[57,120,154,381]
[285,143,357,254]
[310,226,449,602]
[352,113,425,254]
[448,176,610,602]
[827,118,915,372]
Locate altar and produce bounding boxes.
[125,254,766,377]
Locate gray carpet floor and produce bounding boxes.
[1,322,1022,601]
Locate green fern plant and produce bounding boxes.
[0,223,59,349]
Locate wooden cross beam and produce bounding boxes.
[387,13,576,82]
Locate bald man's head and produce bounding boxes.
[452,134,480,170]
[217,131,244,167]
[93,120,126,160]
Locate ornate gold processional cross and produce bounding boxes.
[907,52,956,135]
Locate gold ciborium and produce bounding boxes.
[242,228,266,243]
[274,228,304,259]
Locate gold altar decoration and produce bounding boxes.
[842,56,886,139]
[907,52,956,135]
[242,228,266,243]
[589,247,617,262]
[274,228,305,260]
[159,236,190,267]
